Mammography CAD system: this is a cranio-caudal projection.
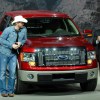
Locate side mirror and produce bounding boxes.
[83,29,93,37]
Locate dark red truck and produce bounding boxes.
[0,10,98,94]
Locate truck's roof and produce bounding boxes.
[5,10,70,18]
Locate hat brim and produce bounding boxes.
[12,18,28,24]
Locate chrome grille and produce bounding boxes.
[37,47,86,66]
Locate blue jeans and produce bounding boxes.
[0,53,17,94]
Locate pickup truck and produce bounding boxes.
[0,10,98,94]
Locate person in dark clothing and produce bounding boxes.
[92,29,100,68]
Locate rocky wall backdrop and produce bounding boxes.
[0,0,100,31]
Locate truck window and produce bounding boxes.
[65,19,79,34]
[0,15,11,31]
[25,18,80,37]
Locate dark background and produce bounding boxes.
[0,0,100,31]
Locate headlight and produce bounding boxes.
[20,53,35,62]
[87,51,96,65]
[87,51,96,60]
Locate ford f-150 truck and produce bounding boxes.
[0,10,98,94]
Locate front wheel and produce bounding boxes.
[15,70,28,94]
[80,78,97,91]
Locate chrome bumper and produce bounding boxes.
[18,68,98,83]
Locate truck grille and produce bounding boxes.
[37,47,86,66]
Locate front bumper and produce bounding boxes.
[18,68,98,84]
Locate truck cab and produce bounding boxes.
[0,10,98,94]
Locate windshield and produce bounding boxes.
[25,18,80,37]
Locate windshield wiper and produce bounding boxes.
[28,35,47,37]
[48,33,79,37]
[27,33,80,37]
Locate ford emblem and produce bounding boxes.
[57,55,68,60]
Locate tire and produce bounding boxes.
[15,69,28,94]
[80,78,97,91]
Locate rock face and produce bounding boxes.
[0,0,100,31]
[54,0,100,31]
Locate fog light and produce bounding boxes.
[29,61,36,66]
[27,74,34,79]
[87,59,92,64]
[90,71,95,78]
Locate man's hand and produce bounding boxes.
[15,42,21,47]
[97,36,100,41]
[12,44,19,49]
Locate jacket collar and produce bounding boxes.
[12,26,24,32]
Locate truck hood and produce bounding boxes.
[22,36,94,51]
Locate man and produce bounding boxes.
[92,29,100,68]
[0,15,28,97]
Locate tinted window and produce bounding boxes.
[0,15,11,31]
[25,18,80,37]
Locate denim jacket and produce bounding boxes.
[0,26,27,56]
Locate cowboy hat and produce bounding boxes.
[12,15,28,24]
